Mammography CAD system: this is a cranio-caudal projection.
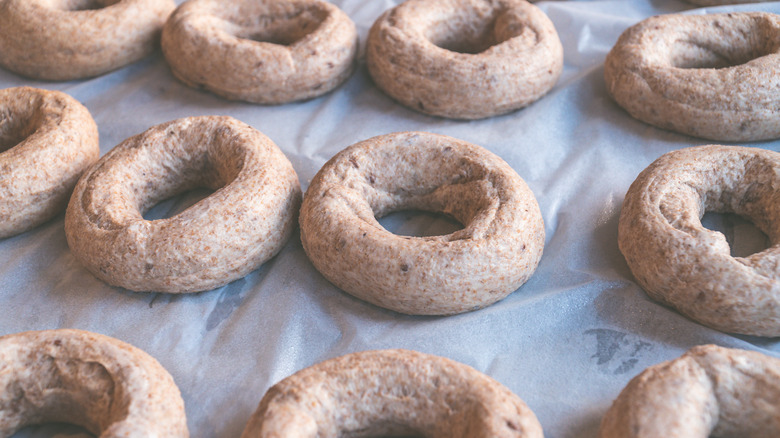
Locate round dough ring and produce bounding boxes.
[600,344,780,438]
[618,145,780,336]
[299,131,545,315]
[0,86,99,239]
[241,349,543,437]
[366,0,563,119]
[604,12,780,142]
[65,115,301,293]
[161,0,358,104]
[0,329,188,437]
[0,0,175,81]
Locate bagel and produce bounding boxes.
[600,344,780,438]
[299,131,544,315]
[366,0,563,119]
[161,0,358,104]
[604,12,780,142]
[64,116,301,293]
[0,86,99,239]
[241,349,543,437]
[0,329,188,437]
[618,145,780,336]
[0,0,175,81]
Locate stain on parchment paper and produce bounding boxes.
[206,279,246,331]
[584,328,652,375]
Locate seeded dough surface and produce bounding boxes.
[162,0,358,104]
[242,349,543,438]
[0,329,188,437]
[366,0,563,119]
[618,145,780,336]
[600,344,780,438]
[299,131,545,315]
[604,12,780,141]
[0,87,99,239]
[65,116,301,293]
[0,0,175,81]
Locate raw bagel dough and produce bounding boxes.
[65,116,301,293]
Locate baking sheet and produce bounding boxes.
[2,1,780,437]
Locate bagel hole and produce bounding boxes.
[0,107,41,153]
[671,40,768,69]
[701,212,770,257]
[142,187,215,221]
[11,423,93,437]
[226,6,328,46]
[60,0,121,11]
[425,7,515,54]
[671,17,778,69]
[377,210,463,237]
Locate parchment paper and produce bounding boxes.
[2,1,779,437]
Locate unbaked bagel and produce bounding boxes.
[604,12,780,142]
[299,131,545,315]
[0,0,175,81]
[162,0,358,104]
[366,0,563,119]
[600,344,780,438]
[618,145,780,336]
[241,349,543,437]
[65,116,301,293]
[0,86,99,239]
[0,329,188,437]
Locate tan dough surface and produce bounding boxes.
[0,0,175,81]
[366,0,563,119]
[618,145,780,336]
[162,0,358,104]
[604,12,780,142]
[65,115,301,293]
[0,329,188,437]
[0,86,99,239]
[241,349,543,438]
[600,344,780,438]
[299,131,545,315]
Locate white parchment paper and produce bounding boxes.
[2,1,779,437]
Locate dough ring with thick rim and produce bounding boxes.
[600,344,780,438]
[0,328,188,437]
[299,131,545,315]
[0,86,99,239]
[162,0,358,104]
[604,12,780,142]
[65,115,301,293]
[0,0,175,81]
[241,349,543,437]
[366,0,563,119]
[618,145,780,336]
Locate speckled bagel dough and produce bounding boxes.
[604,12,780,142]
[242,349,543,438]
[65,116,301,293]
[0,329,188,437]
[0,87,99,239]
[366,0,562,119]
[0,0,175,81]
[162,0,358,104]
[299,131,545,315]
[618,145,780,336]
[600,345,780,438]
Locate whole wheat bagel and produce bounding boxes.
[0,86,99,239]
[604,12,780,142]
[366,0,563,119]
[242,349,543,437]
[161,0,358,104]
[600,344,780,438]
[65,116,301,293]
[0,329,188,437]
[299,131,545,315]
[0,0,175,81]
[618,145,780,336]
